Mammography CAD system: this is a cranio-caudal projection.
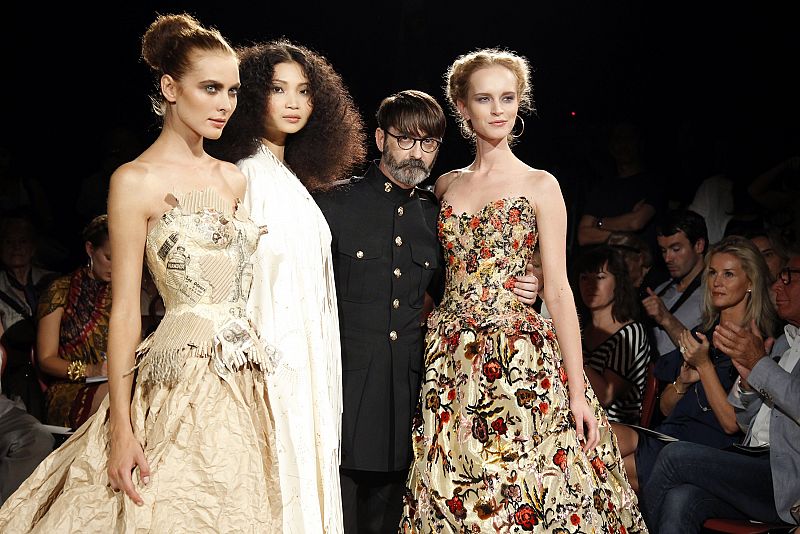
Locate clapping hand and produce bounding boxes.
[712,320,774,383]
[678,329,712,371]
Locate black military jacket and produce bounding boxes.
[313,161,443,471]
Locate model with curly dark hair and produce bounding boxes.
[209,39,366,191]
[209,39,366,534]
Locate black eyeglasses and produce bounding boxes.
[779,268,800,286]
[383,130,442,153]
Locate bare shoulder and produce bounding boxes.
[523,167,561,197]
[434,168,465,199]
[109,161,159,201]
[108,160,169,217]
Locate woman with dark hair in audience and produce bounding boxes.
[208,39,366,533]
[36,215,111,428]
[611,235,780,493]
[577,245,652,424]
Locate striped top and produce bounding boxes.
[584,321,652,424]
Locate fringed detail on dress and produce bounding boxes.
[130,318,279,389]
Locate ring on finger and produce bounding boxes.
[679,345,686,354]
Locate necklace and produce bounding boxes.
[694,383,711,413]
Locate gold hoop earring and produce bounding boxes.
[511,116,525,138]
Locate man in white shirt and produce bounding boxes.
[641,210,707,359]
[642,253,800,532]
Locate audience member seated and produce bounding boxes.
[643,251,800,533]
[0,341,54,506]
[611,235,780,493]
[641,210,707,360]
[0,211,58,420]
[576,120,666,251]
[576,245,652,424]
[36,215,111,429]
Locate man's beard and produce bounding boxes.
[383,147,433,187]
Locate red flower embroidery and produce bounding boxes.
[491,417,508,435]
[483,359,502,382]
[571,513,581,526]
[480,247,492,259]
[525,232,535,247]
[539,402,549,414]
[445,494,467,520]
[503,277,517,290]
[443,205,453,218]
[480,286,489,301]
[591,456,608,482]
[541,377,551,390]
[441,411,450,423]
[447,389,456,401]
[558,366,568,384]
[553,448,568,471]
[508,207,521,224]
[514,504,538,531]
[469,216,481,229]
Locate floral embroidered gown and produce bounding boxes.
[400,197,646,533]
[0,189,281,533]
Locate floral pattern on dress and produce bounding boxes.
[401,196,646,533]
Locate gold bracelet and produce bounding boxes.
[67,360,87,381]
[672,380,688,395]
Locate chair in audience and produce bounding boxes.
[702,518,794,533]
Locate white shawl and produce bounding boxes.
[240,145,343,534]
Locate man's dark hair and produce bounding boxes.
[376,90,446,140]
[656,209,708,253]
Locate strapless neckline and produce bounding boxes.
[440,196,533,220]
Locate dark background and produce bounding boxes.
[7,1,799,270]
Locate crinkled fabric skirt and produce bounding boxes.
[400,326,647,533]
[0,356,281,533]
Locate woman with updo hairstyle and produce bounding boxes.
[36,215,112,429]
[399,48,646,532]
[0,13,282,531]
[209,39,366,533]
